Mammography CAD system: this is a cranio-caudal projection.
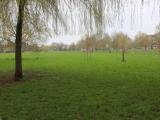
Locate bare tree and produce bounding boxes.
[112,32,131,62]
[97,34,112,52]
[154,25,160,54]
[135,32,151,53]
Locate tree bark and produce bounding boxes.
[15,0,25,81]
[122,47,125,62]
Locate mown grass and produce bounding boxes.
[0,51,160,120]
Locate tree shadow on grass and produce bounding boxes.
[0,72,15,86]
[0,71,35,86]
[0,70,59,86]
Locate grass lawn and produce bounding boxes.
[0,51,160,120]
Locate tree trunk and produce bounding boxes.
[158,43,160,55]
[144,45,147,53]
[15,0,25,81]
[151,44,153,50]
[122,47,125,62]
[108,48,111,53]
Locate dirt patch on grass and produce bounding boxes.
[0,72,15,86]
[0,71,34,86]
[0,70,55,86]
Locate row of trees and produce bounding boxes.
[70,32,159,51]
[68,32,160,62]
[1,32,158,53]
[1,31,160,63]
[29,31,159,62]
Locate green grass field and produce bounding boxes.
[0,51,160,120]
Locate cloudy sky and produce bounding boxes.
[48,0,160,45]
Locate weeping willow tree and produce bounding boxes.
[0,0,158,80]
[14,0,65,80]
[0,0,63,81]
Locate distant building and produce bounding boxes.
[148,32,160,49]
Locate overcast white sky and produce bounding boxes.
[48,0,160,45]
